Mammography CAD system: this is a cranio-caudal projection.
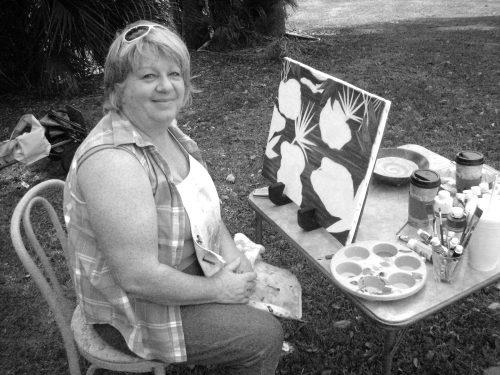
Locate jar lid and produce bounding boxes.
[437,190,451,199]
[430,237,441,246]
[410,169,441,188]
[450,206,464,218]
[455,151,484,166]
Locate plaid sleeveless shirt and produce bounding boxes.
[63,111,213,363]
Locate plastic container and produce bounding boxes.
[446,206,467,236]
[455,151,484,192]
[449,237,460,250]
[467,199,500,272]
[408,169,441,228]
[452,245,463,258]
[433,190,453,225]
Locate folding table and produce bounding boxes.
[248,144,500,374]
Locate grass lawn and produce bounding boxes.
[1,16,499,375]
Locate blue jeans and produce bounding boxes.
[181,302,283,374]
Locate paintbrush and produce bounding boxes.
[438,209,445,245]
[460,206,483,248]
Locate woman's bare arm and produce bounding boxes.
[219,223,254,272]
[77,148,256,305]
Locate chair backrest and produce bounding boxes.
[10,179,82,375]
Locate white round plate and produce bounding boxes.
[374,148,429,185]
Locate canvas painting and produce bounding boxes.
[262,58,391,245]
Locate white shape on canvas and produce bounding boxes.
[277,141,305,205]
[310,157,355,233]
[319,97,352,150]
[278,78,301,121]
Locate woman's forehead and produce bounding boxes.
[130,49,182,70]
[134,55,180,70]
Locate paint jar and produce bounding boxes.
[467,199,500,272]
[433,190,453,225]
[455,151,484,192]
[446,206,467,237]
[408,169,441,229]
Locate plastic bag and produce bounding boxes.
[234,233,302,320]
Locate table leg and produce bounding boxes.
[254,212,263,244]
[382,326,408,375]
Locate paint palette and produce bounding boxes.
[330,241,427,301]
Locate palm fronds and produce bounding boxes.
[339,86,364,126]
[292,101,317,162]
[0,0,174,95]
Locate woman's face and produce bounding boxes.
[120,54,185,130]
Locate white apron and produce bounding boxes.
[176,154,225,276]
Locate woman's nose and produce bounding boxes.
[156,75,173,92]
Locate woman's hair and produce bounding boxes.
[103,20,192,112]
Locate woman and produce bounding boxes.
[64,20,283,374]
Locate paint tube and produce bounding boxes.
[398,235,432,262]
[417,228,432,244]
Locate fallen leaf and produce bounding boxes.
[488,302,500,311]
[226,173,235,183]
[413,357,419,368]
[305,345,319,353]
[333,320,351,329]
[483,366,500,375]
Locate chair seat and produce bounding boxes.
[71,305,167,372]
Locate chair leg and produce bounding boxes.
[86,364,98,375]
[153,364,167,375]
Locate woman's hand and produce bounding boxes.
[212,258,257,304]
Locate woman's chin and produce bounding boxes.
[150,112,177,125]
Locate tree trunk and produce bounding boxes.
[181,0,210,49]
[255,0,286,37]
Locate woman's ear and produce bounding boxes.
[112,82,125,109]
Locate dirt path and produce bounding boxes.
[287,0,500,32]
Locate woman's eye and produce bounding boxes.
[142,73,156,79]
[169,71,181,78]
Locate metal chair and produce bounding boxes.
[10,179,168,375]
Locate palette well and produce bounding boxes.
[330,241,427,301]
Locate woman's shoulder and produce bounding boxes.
[78,146,149,188]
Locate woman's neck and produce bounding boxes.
[121,111,175,143]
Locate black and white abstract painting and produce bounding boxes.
[262,58,391,245]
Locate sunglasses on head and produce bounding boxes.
[123,24,167,43]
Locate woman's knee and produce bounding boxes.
[246,311,284,353]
